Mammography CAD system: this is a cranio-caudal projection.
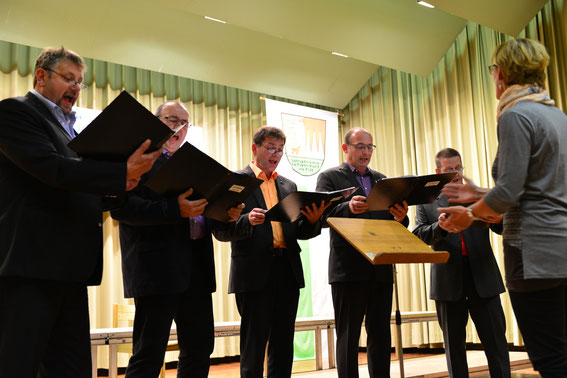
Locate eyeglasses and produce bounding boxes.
[444,167,464,173]
[261,145,284,155]
[347,143,376,152]
[45,69,87,90]
[488,64,498,74]
[158,115,191,127]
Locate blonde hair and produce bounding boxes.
[492,38,549,88]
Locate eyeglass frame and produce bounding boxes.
[347,143,377,152]
[158,115,191,128]
[260,144,284,155]
[44,68,87,90]
[488,64,498,74]
[442,167,464,173]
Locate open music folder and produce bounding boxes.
[264,186,358,223]
[327,217,449,265]
[144,142,262,222]
[366,172,456,211]
[68,91,182,160]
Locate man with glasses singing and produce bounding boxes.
[315,127,409,378]
[112,100,244,377]
[413,148,510,377]
[0,47,159,378]
[213,126,329,377]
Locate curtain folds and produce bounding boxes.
[0,40,337,367]
[0,0,564,368]
[341,0,565,348]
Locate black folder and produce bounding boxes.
[68,91,180,160]
[366,172,456,211]
[265,186,358,223]
[145,142,262,222]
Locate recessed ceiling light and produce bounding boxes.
[417,1,435,8]
[331,52,348,58]
[204,16,227,24]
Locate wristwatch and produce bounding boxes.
[466,207,478,221]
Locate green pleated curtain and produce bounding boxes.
[0,0,565,369]
[0,38,337,369]
[341,0,566,348]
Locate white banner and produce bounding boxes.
[265,98,338,364]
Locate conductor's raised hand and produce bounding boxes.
[389,200,408,223]
[301,200,332,224]
[177,188,208,218]
[248,208,266,226]
[349,195,368,214]
[227,203,245,222]
[126,139,161,190]
[442,176,486,204]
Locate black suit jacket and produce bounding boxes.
[212,165,321,294]
[315,163,409,284]
[0,92,126,284]
[111,155,216,298]
[413,196,505,301]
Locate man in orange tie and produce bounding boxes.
[213,126,329,377]
[413,148,510,378]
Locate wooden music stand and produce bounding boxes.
[327,217,449,378]
[327,217,449,265]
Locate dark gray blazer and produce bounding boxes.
[0,92,126,285]
[111,155,216,298]
[413,195,505,301]
[315,163,409,284]
[212,165,321,294]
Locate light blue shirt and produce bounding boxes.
[30,89,77,138]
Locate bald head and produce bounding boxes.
[342,128,374,173]
[157,101,190,154]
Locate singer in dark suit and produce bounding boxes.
[315,128,409,378]
[0,47,157,378]
[212,126,328,378]
[413,148,510,378]
[111,100,243,378]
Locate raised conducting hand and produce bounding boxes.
[389,200,408,223]
[300,200,332,224]
[442,176,487,204]
[227,203,245,222]
[349,195,368,214]
[126,139,161,191]
[437,205,473,232]
[248,208,266,226]
[177,188,208,218]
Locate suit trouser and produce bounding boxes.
[509,285,567,378]
[125,288,214,378]
[331,280,393,378]
[235,255,300,378]
[0,277,91,378]
[435,258,510,378]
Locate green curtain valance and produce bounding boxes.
[0,40,337,115]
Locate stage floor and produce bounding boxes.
[200,350,537,378]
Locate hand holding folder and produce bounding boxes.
[144,143,262,222]
[366,172,456,211]
[265,186,357,222]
